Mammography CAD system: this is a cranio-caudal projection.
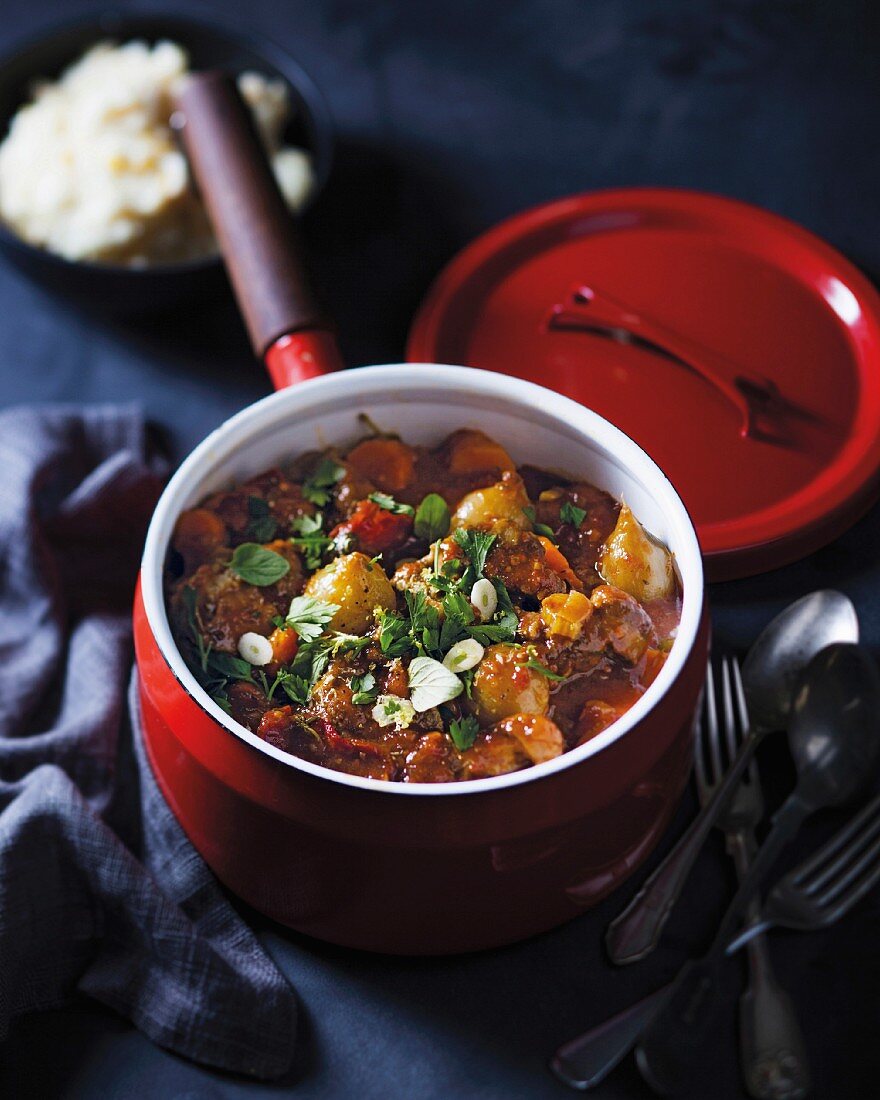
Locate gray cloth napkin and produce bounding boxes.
[0,405,297,1079]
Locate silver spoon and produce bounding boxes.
[606,590,858,965]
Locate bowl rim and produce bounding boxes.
[0,8,334,277]
[139,364,705,797]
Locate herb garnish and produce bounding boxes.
[408,656,464,711]
[414,493,451,542]
[522,506,556,540]
[228,543,291,586]
[182,585,212,671]
[283,595,339,642]
[302,456,344,506]
[275,669,312,705]
[245,496,278,542]
[452,528,496,577]
[351,671,380,705]
[290,512,335,569]
[449,715,480,751]
[368,491,415,516]
[560,501,587,528]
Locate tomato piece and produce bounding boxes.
[331,499,413,556]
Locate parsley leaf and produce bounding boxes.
[414,493,451,542]
[369,491,415,516]
[245,496,278,542]
[448,715,480,751]
[452,529,496,577]
[207,651,254,681]
[302,456,344,506]
[276,669,311,705]
[560,501,587,528]
[459,667,476,698]
[404,589,441,655]
[290,512,334,569]
[522,506,557,541]
[376,608,412,657]
[211,691,232,715]
[351,671,379,705]
[284,595,339,642]
[439,588,474,651]
[290,639,333,684]
[182,584,212,671]
[229,543,291,586]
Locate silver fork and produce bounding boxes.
[728,786,880,951]
[698,658,809,1100]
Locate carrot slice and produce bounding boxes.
[269,626,299,665]
[346,438,416,492]
[538,536,584,590]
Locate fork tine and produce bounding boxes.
[811,826,880,911]
[729,656,760,787]
[721,659,737,769]
[706,661,724,786]
[792,791,880,886]
[693,661,711,801]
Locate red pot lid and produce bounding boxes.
[407,188,880,580]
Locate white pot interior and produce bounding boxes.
[140,364,705,795]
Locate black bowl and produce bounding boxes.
[0,10,334,313]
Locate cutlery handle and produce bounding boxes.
[729,832,810,1100]
[739,968,810,1100]
[634,798,810,1094]
[606,728,763,964]
[551,984,673,1090]
[174,72,344,384]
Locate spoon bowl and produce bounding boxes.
[787,643,880,807]
[742,590,859,734]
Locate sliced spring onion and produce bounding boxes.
[470,577,498,621]
[442,638,485,672]
[238,632,274,666]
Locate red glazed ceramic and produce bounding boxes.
[134,364,708,954]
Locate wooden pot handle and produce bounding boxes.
[173,71,344,382]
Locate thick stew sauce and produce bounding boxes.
[166,429,681,782]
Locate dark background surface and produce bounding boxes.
[1,1,879,1097]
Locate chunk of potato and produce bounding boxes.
[451,473,531,530]
[471,644,550,724]
[304,551,395,634]
[599,505,675,600]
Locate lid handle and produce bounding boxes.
[173,71,337,364]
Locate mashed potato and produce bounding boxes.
[0,40,315,266]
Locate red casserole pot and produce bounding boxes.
[133,77,709,954]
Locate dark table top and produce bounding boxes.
[1,1,879,1097]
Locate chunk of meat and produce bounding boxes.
[590,584,656,664]
[401,732,457,782]
[484,521,567,601]
[201,468,315,545]
[535,483,620,588]
[458,728,530,779]
[170,540,304,653]
[228,681,272,732]
[172,508,227,572]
